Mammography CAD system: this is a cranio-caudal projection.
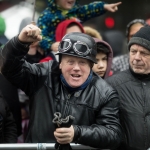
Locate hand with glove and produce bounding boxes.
[52,112,75,150]
[54,125,74,144]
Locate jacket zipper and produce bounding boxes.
[142,81,148,149]
[62,94,71,118]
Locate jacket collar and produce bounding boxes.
[129,65,150,80]
[60,71,93,93]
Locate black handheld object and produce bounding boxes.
[52,112,75,150]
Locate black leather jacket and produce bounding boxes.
[0,90,17,143]
[106,68,150,150]
[0,36,122,149]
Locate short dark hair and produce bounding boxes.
[97,43,109,54]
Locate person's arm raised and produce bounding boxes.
[104,2,122,13]
[0,24,45,96]
[18,24,42,43]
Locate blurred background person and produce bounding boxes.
[102,29,125,58]
[0,15,8,47]
[18,17,51,64]
[0,15,19,138]
[146,18,150,25]
[0,14,22,140]
[0,91,17,143]
[111,19,147,74]
[0,74,22,139]
[84,26,103,40]
[17,89,30,143]
[24,41,49,64]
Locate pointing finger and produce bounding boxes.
[115,6,118,11]
[114,2,122,6]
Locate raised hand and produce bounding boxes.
[18,24,42,43]
[51,41,60,52]
[104,2,122,12]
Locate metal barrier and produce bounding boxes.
[0,143,96,150]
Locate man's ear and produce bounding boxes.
[59,63,62,69]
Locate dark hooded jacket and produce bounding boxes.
[0,36,122,149]
[106,67,150,150]
[94,38,113,79]
[0,90,17,143]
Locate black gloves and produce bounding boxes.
[52,112,75,150]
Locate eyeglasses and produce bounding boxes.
[59,39,92,56]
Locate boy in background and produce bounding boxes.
[92,38,113,79]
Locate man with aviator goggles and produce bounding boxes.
[0,26,122,149]
[59,38,92,57]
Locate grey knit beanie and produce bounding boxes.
[128,25,150,51]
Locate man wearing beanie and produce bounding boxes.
[106,25,150,150]
[111,18,147,74]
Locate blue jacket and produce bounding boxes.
[37,0,106,51]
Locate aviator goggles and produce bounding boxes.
[58,39,92,56]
